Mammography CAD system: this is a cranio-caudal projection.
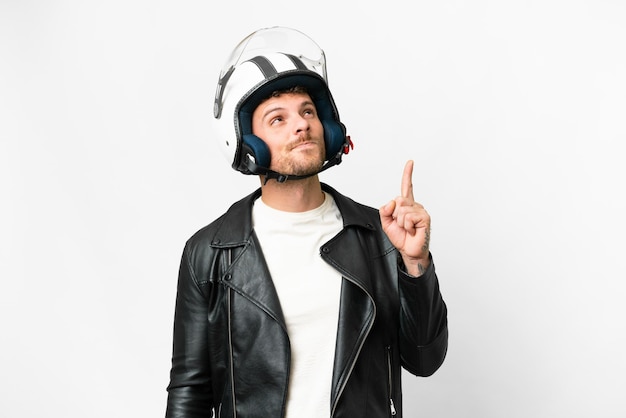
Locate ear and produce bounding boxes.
[322,120,347,159]
[242,134,271,168]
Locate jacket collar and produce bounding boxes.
[210,183,377,247]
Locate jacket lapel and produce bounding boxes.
[226,233,286,327]
[210,188,286,328]
[321,228,377,406]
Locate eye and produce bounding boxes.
[269,116,283,125]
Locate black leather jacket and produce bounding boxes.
[166,184,448,418]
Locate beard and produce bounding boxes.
[271,135,326,177]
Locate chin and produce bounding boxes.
[274,154,325,177]
[295,158,325,176]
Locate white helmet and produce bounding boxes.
[212,26,351,182]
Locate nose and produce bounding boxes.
[294,114,310,134]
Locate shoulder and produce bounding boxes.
[185,187,262,254]
[322,183,381,226]
[323,183,396,255]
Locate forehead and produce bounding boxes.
[255,92,314,113]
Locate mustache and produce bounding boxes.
[287,133,320,150]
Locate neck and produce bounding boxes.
[259,175,325,212]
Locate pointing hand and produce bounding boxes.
[379,160,431,276]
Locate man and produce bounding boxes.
[166,27,448,418]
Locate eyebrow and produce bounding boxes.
[261,105,285,120]
[261,99,315,121]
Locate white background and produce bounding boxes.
[2,1,625,417]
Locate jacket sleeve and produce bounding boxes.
[397,253,448,377]
[166,244,214,418]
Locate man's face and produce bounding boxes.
[251,92,325,176]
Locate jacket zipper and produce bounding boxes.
[330,278,376,417]
[226,249,237,418]
[226,289,237,417]
[386,346,397,416]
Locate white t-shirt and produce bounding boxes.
[252,192,343,418]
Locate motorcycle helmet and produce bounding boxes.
[212,26,351,182]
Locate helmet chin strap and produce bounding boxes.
[245,149,344,185]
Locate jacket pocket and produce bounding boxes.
[386,345,397,416]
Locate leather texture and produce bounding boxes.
[166,184,448,418]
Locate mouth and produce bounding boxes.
[289,139,320,151]
[293,141,317,149]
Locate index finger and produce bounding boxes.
[401,160,415,201]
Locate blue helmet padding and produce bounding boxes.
[322,119,347,158]
[237,71,346,172]
[242,133,271,168]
